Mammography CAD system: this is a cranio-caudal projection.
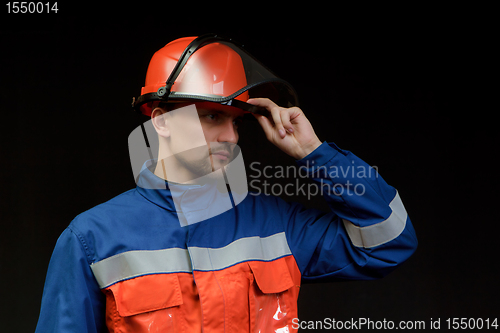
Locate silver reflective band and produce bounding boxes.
[90,248,192,289]
[90,232,291,289]
[342,191,407,248]
[189,232,292,271]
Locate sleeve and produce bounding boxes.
[35,227,106,333]
[284,142,418,281]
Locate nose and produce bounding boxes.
[217,118,238,144]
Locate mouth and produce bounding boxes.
[211,150,231,161]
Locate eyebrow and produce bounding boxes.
[198,108,223,114]
[198,107,244,119]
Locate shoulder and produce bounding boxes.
[66,188,155,260]
[241,190,289,210]
[236,190,308,225]
[70,189,139,228]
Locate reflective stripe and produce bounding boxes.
[343,191,407,248]
[90,248,192,288]
[189,232,291,271]
[90,232,291,288]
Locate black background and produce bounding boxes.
[1,5,497,332]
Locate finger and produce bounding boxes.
[247,98,278,124]
[246,98,277,109]
[280,109,294,134]
[269,106,286,138]
[248,98,287,138]
[253,114,275,141]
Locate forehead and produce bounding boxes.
[167,101,245,118]
[195,102,245,117]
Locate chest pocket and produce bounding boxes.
[104,273,184,333]
[248,258,296,333]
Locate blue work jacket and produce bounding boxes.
[35,142,417,332]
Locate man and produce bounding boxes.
[35,35,417,332]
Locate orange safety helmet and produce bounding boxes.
[133,34,299,117]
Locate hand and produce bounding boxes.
[247,98,322,160]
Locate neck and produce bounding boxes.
[154,158,197,184]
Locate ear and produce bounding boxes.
[151,107,170,138]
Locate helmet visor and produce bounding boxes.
[167,41,298,107]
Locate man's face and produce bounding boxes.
[162,102,245,181]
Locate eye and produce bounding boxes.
[233,118,243,128]
[204,113,218,121]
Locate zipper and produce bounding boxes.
[187,225,205,333]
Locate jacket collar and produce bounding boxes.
[135,158,248,226]
[135,161,176,212]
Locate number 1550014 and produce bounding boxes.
[6,2,58,13]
